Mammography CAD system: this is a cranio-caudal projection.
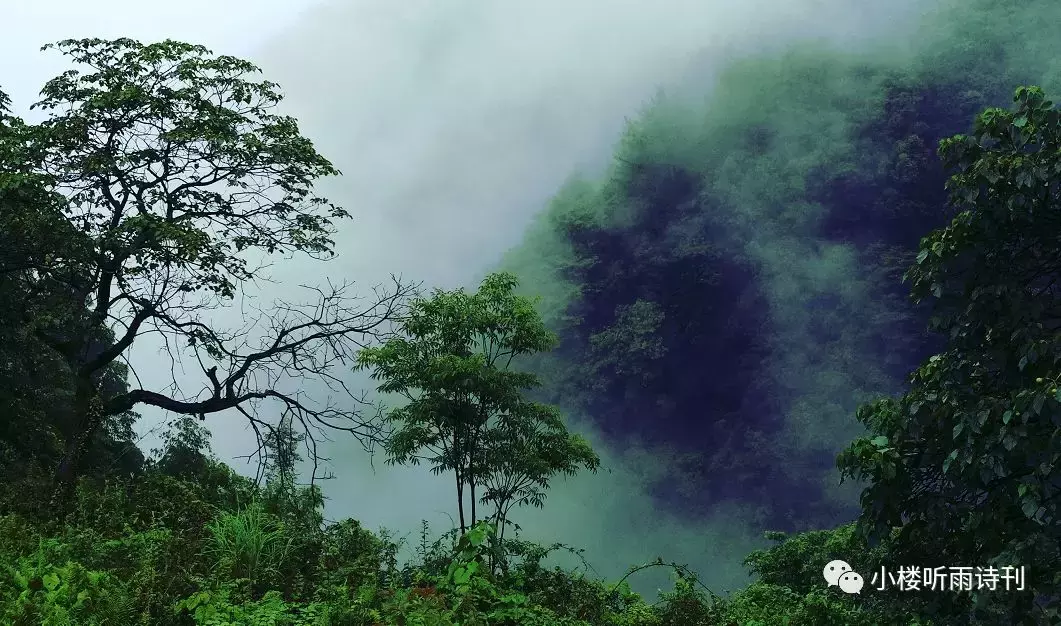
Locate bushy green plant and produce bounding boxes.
[0,550,137,625]
[722,583,873,626]
[175,584,300,625]
[317,518,388,592]
[203,501,293,594]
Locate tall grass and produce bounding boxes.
[202,501,291,589]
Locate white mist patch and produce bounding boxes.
[255,0,928,289]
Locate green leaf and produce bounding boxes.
[1022,496,1040,519]
[452,565,472,585]
[42,572,59,591]
[870,435,889,447]
[977,410,990,427]
[943,449,959,473]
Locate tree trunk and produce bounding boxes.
[453,430,467,534]
[50,378,103,512]
[470,479,476,528]
[455,465,466,534]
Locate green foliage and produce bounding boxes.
[263,416,306,493]
[2,498,954,626]
[316,518,389,592]
[203,502,293,593]
[32,38,345,294]
[1,546,137,625]
[586,299,667,388]
[735,525,937,625]
[357,272,600,535]
[174,586,301,626]
[839,86,1061,623]
[153,416,215,480]
[721,583,885,626]
[0,87,141,494]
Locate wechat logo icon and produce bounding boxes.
[823,560,864,594]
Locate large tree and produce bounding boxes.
[839,86,1061,622]
[2,39,412,507]
[356,272,599,535]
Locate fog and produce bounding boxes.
[7,0,934,594]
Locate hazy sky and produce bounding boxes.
[6,0,933,595]
[3,0,313,112]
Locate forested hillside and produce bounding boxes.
[1,0,1060,624]
[501,0,1061,532]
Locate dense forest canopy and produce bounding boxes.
[0,0,1060,623]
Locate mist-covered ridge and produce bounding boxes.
[501,0,1061,530]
